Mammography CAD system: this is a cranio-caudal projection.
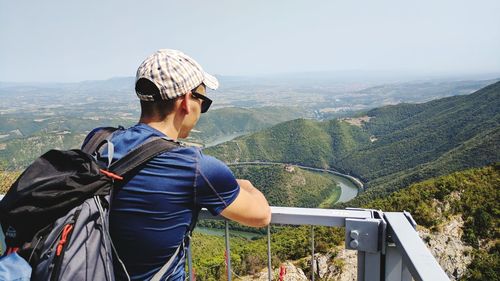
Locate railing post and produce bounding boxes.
[311,226,315,281]
[187,244,194,281]
[267,225,272,280]
[357,251,365,281]
[357,251,381,281]
[385,244,402,281]
[365,252,381,281]
[225,220,232,281]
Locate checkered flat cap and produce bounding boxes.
[135,49,219,101]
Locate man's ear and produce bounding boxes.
[179,95,190,114]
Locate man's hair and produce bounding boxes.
[136,78,178,119]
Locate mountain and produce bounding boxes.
[190,106,307,145]
[343,81,500,205]
[205,81,500,205]
[206,118,370,168]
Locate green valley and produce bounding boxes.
[206,81,500,207]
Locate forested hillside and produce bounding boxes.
[206,118,370,168]
[206,81,500,206]
[344,81,500,206]
[231,165,341,208]
[365,164,499,281]
[193,164,499,280]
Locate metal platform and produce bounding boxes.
[194,207,450,281]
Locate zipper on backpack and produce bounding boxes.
[55,224,74,256]
[50,209,81,281]
[50,222,74,281]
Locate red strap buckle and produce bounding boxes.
[100,169,124,181]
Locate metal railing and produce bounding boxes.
[193,207,450,281]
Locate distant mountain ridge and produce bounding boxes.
[191,106,307,145]
[0,106,306,169]
[206,81,500,206]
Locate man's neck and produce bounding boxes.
[139,117,180,140]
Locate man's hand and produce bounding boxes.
[220,179,271,227]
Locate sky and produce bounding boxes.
[1,0,500,82]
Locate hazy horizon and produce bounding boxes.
[1,0,500,83]
[1,70,500,86]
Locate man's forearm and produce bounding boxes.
[220,179,271,227]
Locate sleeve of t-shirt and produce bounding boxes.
[195,152,240,216]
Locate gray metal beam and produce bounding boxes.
[270,207,372,226]
[198,207,373,226]
[384,212,449,281]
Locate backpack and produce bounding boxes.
[0,127,181,280]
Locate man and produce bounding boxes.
[85,49,271,280]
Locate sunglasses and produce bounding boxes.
[191,91,212,113]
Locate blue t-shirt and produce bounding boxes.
[84,124,240,280]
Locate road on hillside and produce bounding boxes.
[226,161,364,203]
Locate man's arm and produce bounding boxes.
[220,179,271,227]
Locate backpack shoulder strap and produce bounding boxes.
[109,137,180,178]
[82,127,120,154]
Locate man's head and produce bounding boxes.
[135,49,218,101]
[135,49,218,138]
